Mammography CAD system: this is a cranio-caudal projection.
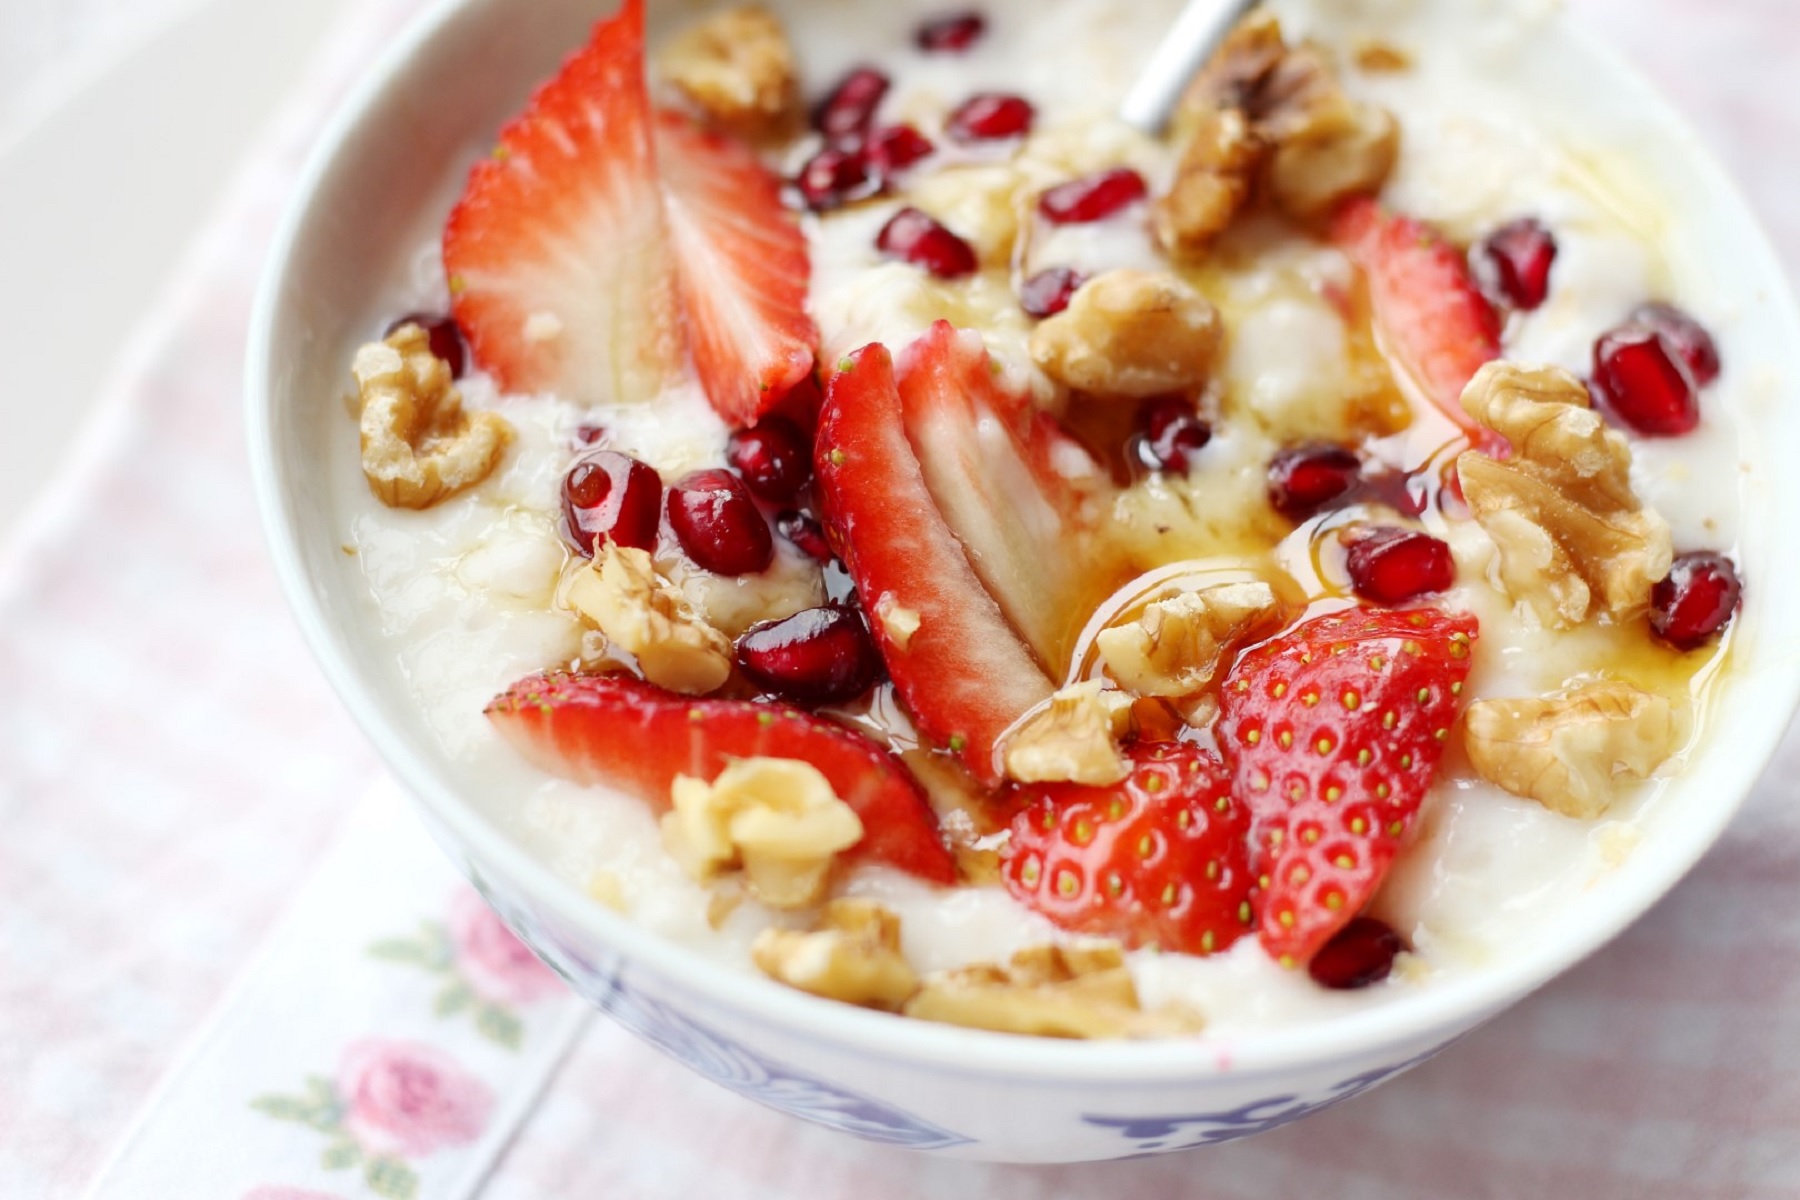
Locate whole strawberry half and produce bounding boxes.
[1002,743,1253,957]
[814,343,1054,786]
[1331,197,1504,454]
[487,671,956,885]
[1218,607,1478,965]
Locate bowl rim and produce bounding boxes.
[247,0,1800,1084]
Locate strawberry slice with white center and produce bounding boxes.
[487,671,957,884]
[816,344,1054,786]
[656,111,819,427]
[443,0,685,409]
[896,321,1111,668]
[1331,197,1504,453]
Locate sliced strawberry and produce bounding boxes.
[655,110,819,427]
[815,344,1054,786]
[1331,197,1504,453]
[1001,743,1253,956]
[895,321,1109,667]
[1218,607,1478,965]
[443,0,685,408]
[487,671,956,884]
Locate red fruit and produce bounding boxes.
[1002,744,1253,956]
[1019,266,1086,318]
[896,321,1106,666]
[1267,443,1362,520]
[562,450,663,555]
[816,66,889,144]
[667,468,774,575]
[1473,217,1557,312]
[657,111,819,427]
[1650,551,1742,650]
[1331,198,1504,452]
[385,313,467,378]
[1591,325,1700,436]
[795,146,877,212]
[916,10,987,52]
[1308,917,1405,990]
[1219,607,1478,964]
[1037,168,1149,224]
[1343,526,1456,605]
[1632,301,1721,387]
[444,0,685,408]
[877,207,978,279]
[776,510,835,563]
[736,606,882,704]
[488,671,956,884]
[572,422,607,448]
[1132,396,1212,473]
[946,93,1035,142]
[867,124,935,176]
[726,417,812,501]
[815,344,1054,784]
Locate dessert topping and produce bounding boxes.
[353,324,512,511]
[1001,680,1134,787]
[562,450,664,556]
[562,543,733,695]
[734,605,882,705]
[667,468,776,576]
[751,899,919,1009]
[945,92,1035,142]
[1457,362,1673,628]
[1342,526,1457,606]
[1473,217,1558,312]
[1591,325,1701,437]
[915,10,987,53]
[1096,580,1279,699]
[1267,442,1363,520]
[876,207,979,279]
[1029,269,1222,399]
[1650,551,1742,650]
[1019,266,1087,319]
[1463,681,1681,820]
[663,757,863,908]
[1308,916,1406,989]
[656,5,799,139]
[1154,107,1266,259]
[902,944,1205,1039]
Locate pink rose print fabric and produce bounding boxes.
[448,891,562,1007]
[338,1039,495,1159]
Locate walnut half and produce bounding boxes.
[1029,270,1223,399]
[1096,580,1280,699]
[1001,680,1134,786]
[751,899,919,1010]
[903,944,1205,1039]
[656,6,799,139]
[562,543,732,695]
[1458,363,1673,628]
[1463,681,1682,820]
[354,324,511,509]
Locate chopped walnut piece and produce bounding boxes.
[562,544,732,695]
[1029,269,1222,399]
[874,593,922,650]
[1001,680,1134,786]
[751,899,920,1010]
[1457,363,1674,628]
[354,325,511,510]
[656,5,799,139]
[1180,9,1287,115]
[1097,580,1280,699]
[1463,681,1682,820]
[1154,108,1268,260]
[663,758,864,908]
[1353,39,1413,73]
[1256,44,1400,222]
[903,944,1205,1039]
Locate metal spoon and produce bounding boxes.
[1120,0,1260,133]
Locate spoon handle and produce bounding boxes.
[1120,0,1260,133]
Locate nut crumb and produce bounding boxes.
[1154,107,1267,260]
[1002,680,1134,786]
[904,944,1205,1039]
[874,593,922,650]
[1096,580,1279,698]
[586,871,627,912]
[354,324,511,510]
[1353,39,1412,73]
[752,899,919,1010]
[657,5,799,139]
[562,544,733,695]
[1029,269,1222,399]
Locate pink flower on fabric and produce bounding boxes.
[336,1039,494,1159]
[448,890,562,1006]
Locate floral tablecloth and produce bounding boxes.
[4,1,1799,1197]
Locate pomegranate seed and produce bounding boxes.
[866,124,934,176]
[735,606,882,704]
[386,313,466,378]
[815,66,889,145]
[667,469,774,576]
[571,422,606,448]
[562,451,663,556]
[946,93,1034,143]
[1343,526,1456,605]
[1650,551,1742,650]
[1267,444,1362,520]
[1019,266,1086,318]
[1131,396,1212,473]
[1308,917,1405,990]
[776,511,835,563]
[1631,302,1721,387]
[726,417,812,501]
[795,147,877,211]
[1592,325,1700,436]
[1038,168,1149,224]
[1473,217,1557,311]
[916,10,986,52]
[877,207,978,279]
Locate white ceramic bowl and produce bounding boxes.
[247,0,1800,1162]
